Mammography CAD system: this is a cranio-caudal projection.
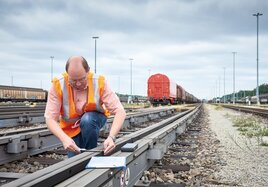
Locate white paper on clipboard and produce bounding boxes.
[85,156,126,169]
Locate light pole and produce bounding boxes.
[50,56,54,82]
[129,58,133,98]
[215,79,217,103]
[219,76,221,103]
[118,76,120,94]
[223,67,226,103]
[92,36,99,74]
[253,13,263,105]
[232,52,237,104]
[11,75,13,86]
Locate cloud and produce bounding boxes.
[0,0,267,99]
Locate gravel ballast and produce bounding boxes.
[141,104,268,186]
[207,104,268,187]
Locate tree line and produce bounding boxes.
[223,83,268,100]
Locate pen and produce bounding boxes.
[80,148,103,153]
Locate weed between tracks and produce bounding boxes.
[214,105,223,110]
[227,114,268,147]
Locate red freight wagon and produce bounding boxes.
[147,73,177,105]
[177,85,186,102]
[147,73,199,105]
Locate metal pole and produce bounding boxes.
[253,13,262,105]
[50,56,54,82]
[92,36,99,74]
[223,67,226,103]
[118,76,120,93]
[219,76,221,103]
[215,80,217,103]
[129,58,133,97]
[232,52,237,104]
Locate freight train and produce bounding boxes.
[0,85,47,102]
[147,73,199,105]
[233,94,268,104]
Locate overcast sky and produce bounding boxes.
[0,0,267,100]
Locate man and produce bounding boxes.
[45,56,126,157]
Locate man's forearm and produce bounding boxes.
[46,118,69,142]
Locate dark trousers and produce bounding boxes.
[67,111,107,157]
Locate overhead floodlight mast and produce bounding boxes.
[253,13,263,105]
[92,36,99,74]
[223,67,226,103]
[50,56,54,82]
[232,52,237,104]
[129,58,133,97]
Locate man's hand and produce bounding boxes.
[103,136,116,155]
[62,136,80,154]
[46,118,80,154]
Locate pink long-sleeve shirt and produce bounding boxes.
[44,80,124,120]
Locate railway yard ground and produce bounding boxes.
[182,105,268,187]
[0,104,268,186]
[201,104,268,187]
[135,104,268,187]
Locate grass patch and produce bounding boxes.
[260,142,268,146]
[214,105,223,110]
[237,127,248,132]
[230,115,268,146]
[260,128,268,136]
[241,128,260,138]
[123,103,150,108]
[232,116,258,128]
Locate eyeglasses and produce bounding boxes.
[68,74,87,85]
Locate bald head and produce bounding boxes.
[66,56,89,90]
[65,56,89,73]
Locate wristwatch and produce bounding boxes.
[108,135,116,142]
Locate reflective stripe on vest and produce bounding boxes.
[58,74,80,123]
[93,74,104,113]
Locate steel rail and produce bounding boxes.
[0,107,45,114]
[0,103,46,107]
[0,126,47,137]
[0,112,44,119]
[3,104,201,187]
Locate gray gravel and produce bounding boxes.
[0,153,67,173]
[207,104,268,187]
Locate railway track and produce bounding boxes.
[218,104,268,117]
[0,106,180,166]
[0,104,151,128]
[0,105,46,128]
[2,104,201,187]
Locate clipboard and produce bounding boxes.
[85,156,126,169]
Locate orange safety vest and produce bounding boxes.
[53,72,110,138]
